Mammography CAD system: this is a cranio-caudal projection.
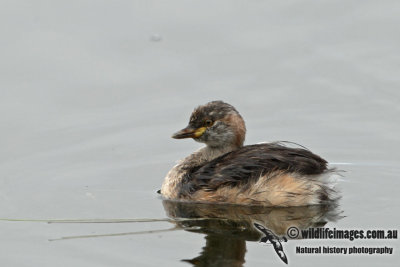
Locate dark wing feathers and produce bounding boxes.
[179,143,327,196]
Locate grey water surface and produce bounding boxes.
[0,0,399,266]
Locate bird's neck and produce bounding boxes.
[197,144,239,163]
[161,144,240,198]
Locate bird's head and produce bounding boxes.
[172,101,246,149]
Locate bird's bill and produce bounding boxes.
[172,126,206,139]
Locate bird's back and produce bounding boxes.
[178,142,335,206]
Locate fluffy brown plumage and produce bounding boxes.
[160,101,338,206]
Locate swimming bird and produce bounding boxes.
[160,101,338,206]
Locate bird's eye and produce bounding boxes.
[205,119,213,127]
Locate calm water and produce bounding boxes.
[0,1,399,266]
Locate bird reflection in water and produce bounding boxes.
[162,200,342,266]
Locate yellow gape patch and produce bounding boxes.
[193,127,207,138]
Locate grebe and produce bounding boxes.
[161,101,338,206]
